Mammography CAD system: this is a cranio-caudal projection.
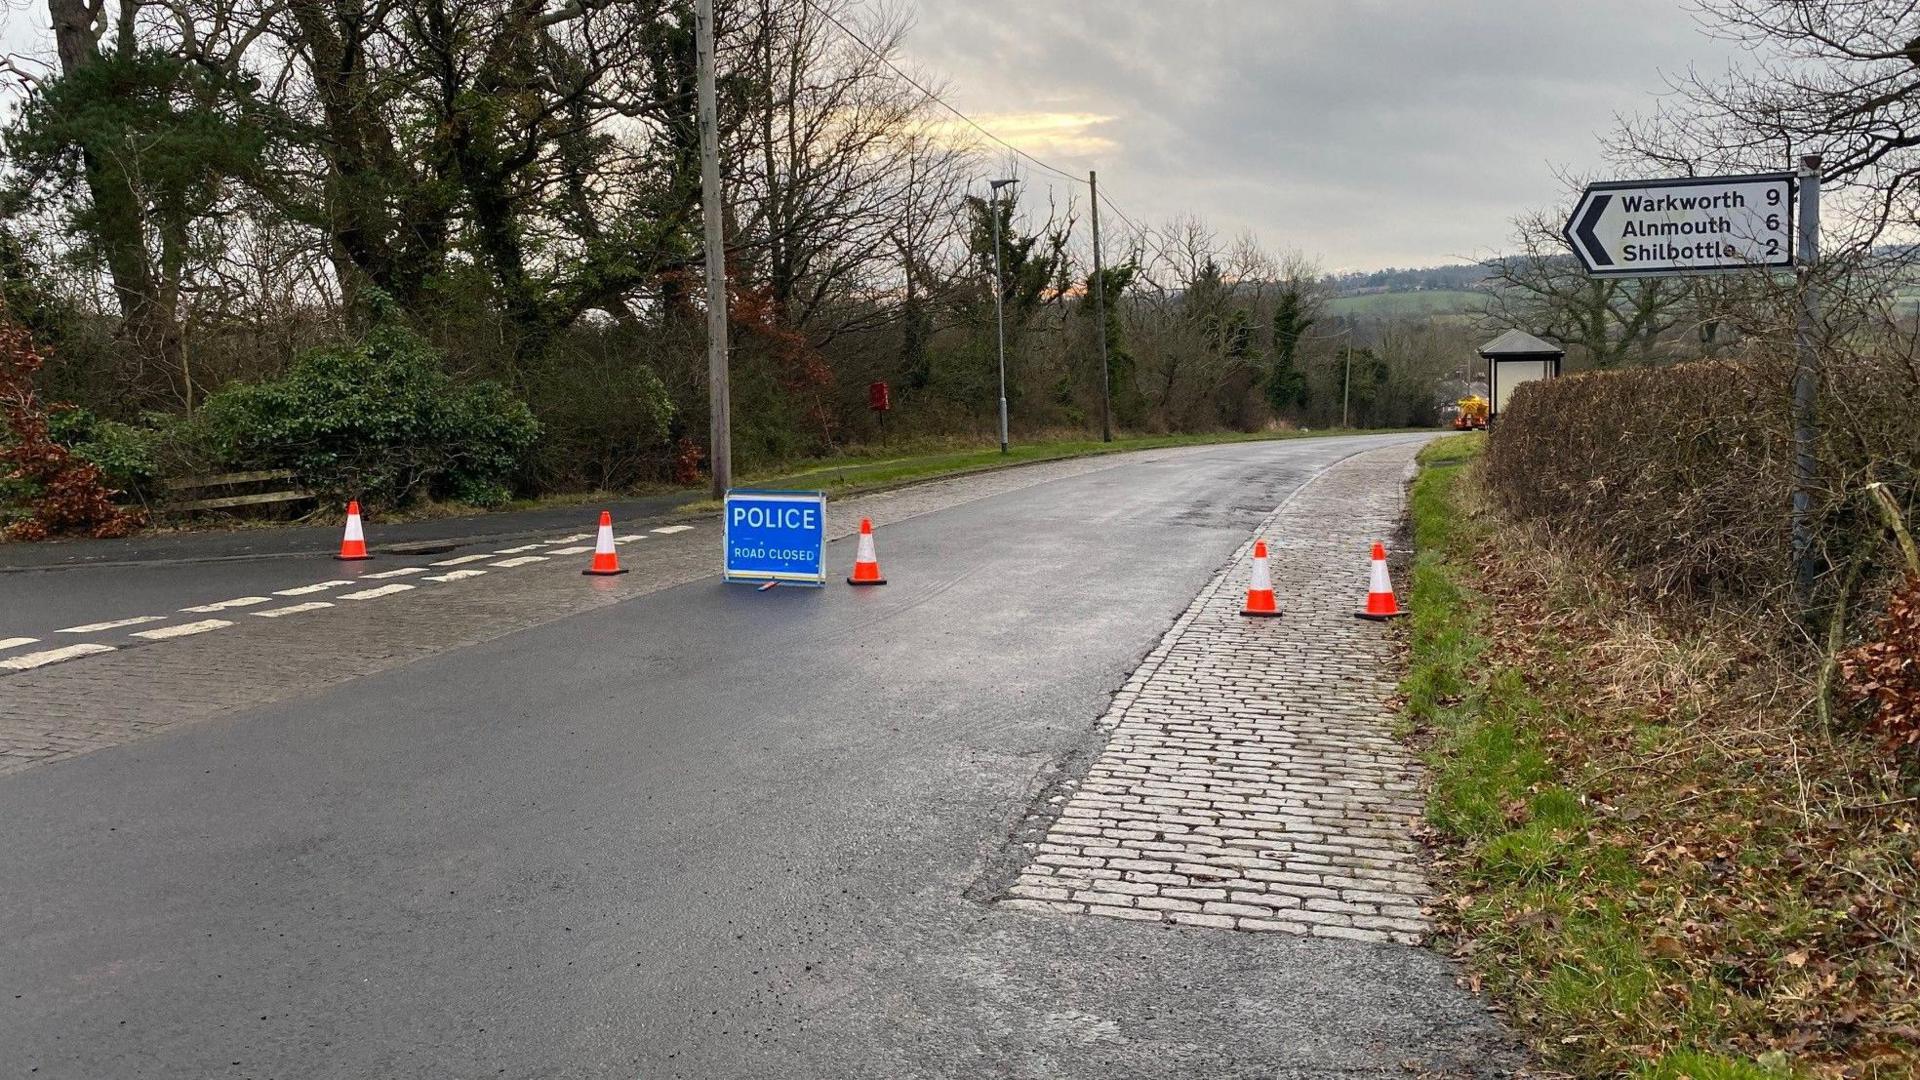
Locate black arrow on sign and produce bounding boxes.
[1575,193,1612,267]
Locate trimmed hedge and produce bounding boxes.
[1483,354,1917,606]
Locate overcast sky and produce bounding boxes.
[0,0,1739,273]
[900,0,1736,271]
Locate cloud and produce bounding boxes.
[899,0,1734,270]
[924,111,1120,160]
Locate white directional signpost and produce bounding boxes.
[1564,158,1824,597]
[1563,172,1795,276]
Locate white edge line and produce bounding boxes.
[339,583,416,600]
[253,602,334,618]
[0,643,116,670]
[430,555,491,567]
[131,619,233,641]
[181,596,270,613]
[55,615,166,634]
[275,581,351,596]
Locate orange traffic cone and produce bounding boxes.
[847,518,886,586]
[1241,539,1280,617]
[335,500,371,561]
[582,511,627,576]
[1356,541,1407,620]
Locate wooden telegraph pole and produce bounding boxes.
[696,0,731,499]
[1090,171,1113,443]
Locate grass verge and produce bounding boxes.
[1402,433,1917,1079]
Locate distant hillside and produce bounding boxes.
[1325,263,1493,296]
[1324,290,1488,317]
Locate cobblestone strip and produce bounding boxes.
[1000,444,1431,944]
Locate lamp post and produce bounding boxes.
[988,178,1017,454]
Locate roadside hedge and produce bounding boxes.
[1483,352,1918,607]
[198,320,541,510]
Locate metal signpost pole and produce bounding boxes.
[1791,154,1822,599]
[1090,170,1113,443]
[696,0,730,500]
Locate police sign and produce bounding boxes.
[723,489,827,586]
[1565,172,1794,277]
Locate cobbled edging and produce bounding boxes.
[999,443,1432,945]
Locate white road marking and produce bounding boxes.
[0,637,39,652]
[423,569,487,582]
[275,581,350,596]
[181,596,270,613]
[132,619,232,641]
[56,616,165,634]
[253,602,334,618]
[652,525,693,535]
[363,566,429,579]
[430,555,491,567]
[614,535,644,544]
[1,643,115,670]
[549,546,592,555]
[488,556,548,568]
[548,534,592,543]
[340,583,416,600]
[492,544,542,554]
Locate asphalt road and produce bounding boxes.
[0,434,1517,1078]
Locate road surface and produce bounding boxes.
[0,434,1520,1078]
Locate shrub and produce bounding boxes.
[522,352,675,490]
[198,319,540,509]
[1840,576,1920,754]
[0,316,144,539]
[47,406,164,502]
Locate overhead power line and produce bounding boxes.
[795,0,1086,186]
[797,0,1179,278]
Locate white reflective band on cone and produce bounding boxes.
[1249,553,1272,592]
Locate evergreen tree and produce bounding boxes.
[1265,287,1312,414]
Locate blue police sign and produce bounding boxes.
[723,489,827,586]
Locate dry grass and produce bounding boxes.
[1406,448,1919,1078]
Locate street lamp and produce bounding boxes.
[988,178,1017,454]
